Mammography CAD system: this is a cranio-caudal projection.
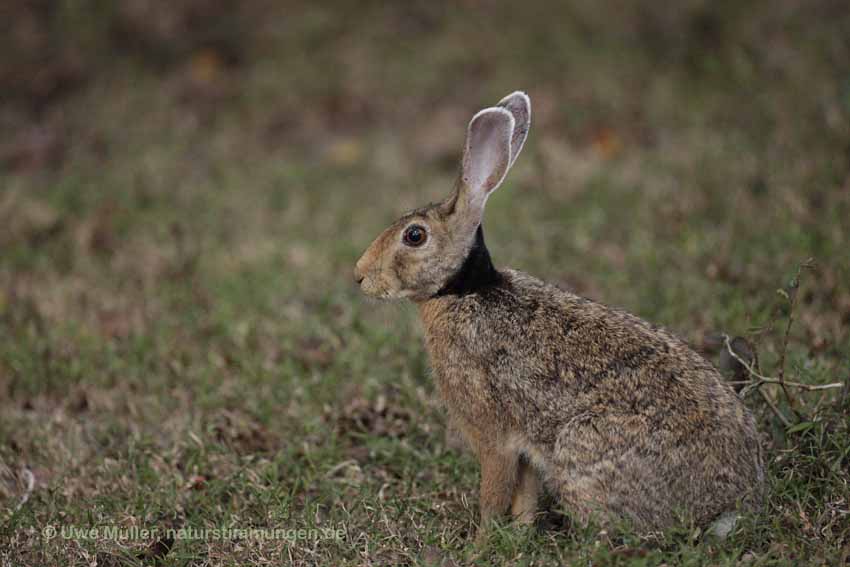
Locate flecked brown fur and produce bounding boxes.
[355,92,764,537]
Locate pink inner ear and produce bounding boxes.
[462,108,514,199]
[498,91,531,166]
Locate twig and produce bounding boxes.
[775,259,814,417]
[723,335,794,425]
[758,388,793,428]
[722,333,841,429]
[726,378,844,391]
[722,334,844,393]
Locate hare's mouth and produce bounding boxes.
[358,277,392,300]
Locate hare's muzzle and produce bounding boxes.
[353,263,365,286]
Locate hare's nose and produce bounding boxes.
[355,253,373,285]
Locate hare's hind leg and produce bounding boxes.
[510,456,539,525]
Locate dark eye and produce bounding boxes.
[402,224,427,247]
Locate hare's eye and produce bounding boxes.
[402,224,427,247]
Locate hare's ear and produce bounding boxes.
[460,107,515,213]
[497,91,531,167]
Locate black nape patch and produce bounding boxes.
[435,225,502,297]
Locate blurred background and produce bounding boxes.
[2,1,849,564]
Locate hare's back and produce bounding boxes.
[495,270,764,527]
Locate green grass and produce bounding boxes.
[1,1,849,565]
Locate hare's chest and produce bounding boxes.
[421,310,507,424]
[423,325,480,391]
[427,348,509,445]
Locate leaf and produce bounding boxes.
[786,421,815,434]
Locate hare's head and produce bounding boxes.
[354,91,531,301]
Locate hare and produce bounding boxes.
[354,91,764,537]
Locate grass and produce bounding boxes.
[1,1,849,565]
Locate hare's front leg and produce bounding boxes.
[477,448,520,538]
[510,456,539,525]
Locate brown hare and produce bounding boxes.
[354,91,764,538]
